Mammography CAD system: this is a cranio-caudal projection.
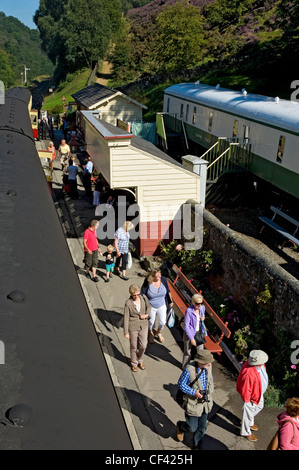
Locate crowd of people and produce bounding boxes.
[40,123,298,452]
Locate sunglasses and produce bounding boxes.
[195,302,203,305]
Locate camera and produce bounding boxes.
[199,390,210,402]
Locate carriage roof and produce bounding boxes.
[165,83,299,133]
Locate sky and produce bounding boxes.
[0,0,39,29]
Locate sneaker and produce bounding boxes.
[85,272,91,279]
[114,269,120,276]
[120,275,129,280]
[93,276,99,282]
[176,422,184,442]
[104,278,110,282]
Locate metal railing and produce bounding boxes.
[203,137,251,182]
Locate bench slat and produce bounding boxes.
[270,206,299,228]
[172,265,199,295]
[259,216,299,246]
[171,265,231,338]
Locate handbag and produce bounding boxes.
[194,325,206,346]
[267,419,295,450]
[166,307,175,328]
[127,252,132,269]
[176,369,204,409]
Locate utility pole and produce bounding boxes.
[24,65,30,86]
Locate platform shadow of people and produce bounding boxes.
[209,403,241,436]
[116,386,176,441]
[163,384,234,450]
[145,341,182,369]
[95,307,124,332]
[96,329,129,368]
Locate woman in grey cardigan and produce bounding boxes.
[124,284,151,372]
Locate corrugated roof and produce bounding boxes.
[165,83,299,133]
[72,83,117,108]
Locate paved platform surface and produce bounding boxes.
[37,132,281,452]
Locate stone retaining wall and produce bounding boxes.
[203,209,299,337]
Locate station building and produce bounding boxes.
[81,110,206,256]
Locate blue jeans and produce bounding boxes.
[180,412,208,447]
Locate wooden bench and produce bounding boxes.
[167,264,231,354]
[259,206,299,249]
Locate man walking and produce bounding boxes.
[236,349,269,442]
[176,350,215,449]
[83,220,102,282]
[83,156,93,197]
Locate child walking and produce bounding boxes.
[103,245,116,282]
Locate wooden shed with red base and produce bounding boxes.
[81,110,205,256]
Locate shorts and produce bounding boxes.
[105,263,115,272]
[84,250,98,269]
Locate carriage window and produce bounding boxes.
[208,111,213,132]
[277,135,286,163]
[192,107,197,124]
[243,125,250,143]
[233,120,238,137]
[185,104,189,122]
[180,104,184,119]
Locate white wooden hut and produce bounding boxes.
[72,83,147,137]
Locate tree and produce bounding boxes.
[34,0,122,74]
[0,48,14,87]
[153,2,205,73]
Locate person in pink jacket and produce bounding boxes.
[276,397,299,450]
[236,350,269,442]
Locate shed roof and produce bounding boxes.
[81,110,194,173]
[72,83,147,110]
[72,83,117,108]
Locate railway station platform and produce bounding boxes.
[37,132,281,452]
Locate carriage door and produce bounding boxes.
[243,125,250,143]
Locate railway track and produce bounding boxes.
[29,77,52,111]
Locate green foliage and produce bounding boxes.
[159,239,213,282]
[0,48,14,87]
[34,0,122,77]
[0,12,54,87]
[109,18,136,84]
[153,2,205,73]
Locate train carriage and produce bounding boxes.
[0,88,132,450]
[162,83,299,199]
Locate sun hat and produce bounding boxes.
[248,350,268,366]
[194,350,214,364]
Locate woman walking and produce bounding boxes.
[182,294,207,369]
[141,269,173,344]
[124,285,151,372]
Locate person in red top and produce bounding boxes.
[83,220,102,282]
[236,349,269,442]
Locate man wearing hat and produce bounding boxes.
[176,350,214,449]
[236,349,269,442]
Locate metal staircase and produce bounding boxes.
[202,137,251,183]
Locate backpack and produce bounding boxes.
[267,419,295,450]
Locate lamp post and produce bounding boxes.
[62,95,66,117]
[24,65,30,86]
